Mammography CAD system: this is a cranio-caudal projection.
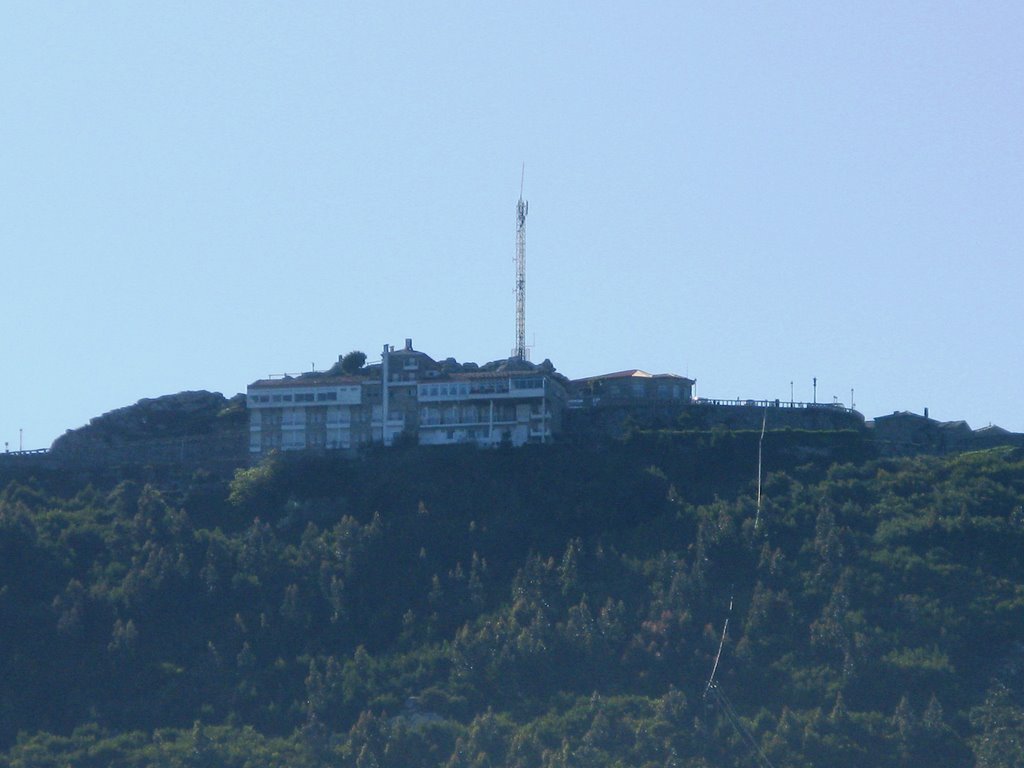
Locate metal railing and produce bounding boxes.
[693,398,855,413]
[568,396,856,413]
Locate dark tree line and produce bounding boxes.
[1,437,1022,766]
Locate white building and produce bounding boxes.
[246,377,364,454]
[246,339,567,458]
[417,371,558,447]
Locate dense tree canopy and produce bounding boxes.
[341,351,368,374]
[1,435,1022,766]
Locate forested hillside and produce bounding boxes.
[1,433,1022,767]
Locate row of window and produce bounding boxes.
[261,404,541,431]
[419,382,471,398]
[255,427,349,443]
[601,383,684,399]
[420,403,520,425]
[258,410,347,426]
[255,378,551,407]
[418,379,545,398]
[512,377,545,390]
[250,391,343,405]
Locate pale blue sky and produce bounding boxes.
[2,2,1022,449]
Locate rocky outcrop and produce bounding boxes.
[49,391,248,468]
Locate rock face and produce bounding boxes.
[49,391,248,468]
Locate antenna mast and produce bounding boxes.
[513,164,529,360]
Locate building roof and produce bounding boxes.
[572,369,694,385]
[384,338,438,364]
[248,368,561,389]
[974,424,1010,435]
[248,374,362,389]
[873,410,931,422]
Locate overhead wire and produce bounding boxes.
[703,595,732,699]
[754,410,767,532]
[699,414,778,767]
[707,683,777,768]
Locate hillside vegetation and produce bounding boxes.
[1,433,1022,767]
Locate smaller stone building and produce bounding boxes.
[868,410,1024,455]
[566,369,696,435]
[570,369,695,406]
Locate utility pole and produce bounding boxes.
[512,165,528,360]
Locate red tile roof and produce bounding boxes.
[572,370,694,384]
[248,375,362,389]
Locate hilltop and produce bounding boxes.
[3,379,1020,480]
[5,342,1022,473]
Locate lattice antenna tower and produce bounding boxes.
[513,164,529,360]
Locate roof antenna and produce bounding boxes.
[512,163,529,361]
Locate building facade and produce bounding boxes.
[417,370,560,447]
[569,369,695,408]
[247,376,366,454]
[246,339,567,458]
[565,369,696,436]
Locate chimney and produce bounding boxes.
[924,407,929,419]
[405,338,413,352]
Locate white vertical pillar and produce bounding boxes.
[542,378,547,444]
[381,343,390,445]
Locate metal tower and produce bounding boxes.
[513,166,529,360]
